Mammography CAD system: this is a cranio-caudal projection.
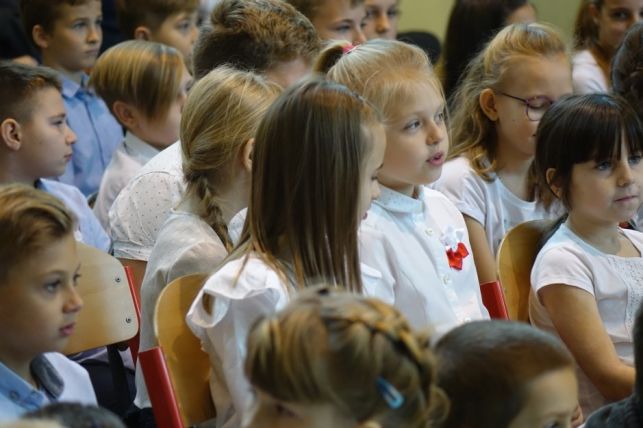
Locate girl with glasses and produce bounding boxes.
[433,23,572,284]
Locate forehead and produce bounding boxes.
[24,87,66,120]
[602,0,643,9]
[365,0,399,9]
[386,79,444,119]
[314,0,364,22]
[55,0,102,22]
[500,54,572,98]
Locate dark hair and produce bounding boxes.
[0,61,61,123]
[20,0,93,39]
[634,302,643,396]
[612,22,643,119]
[535,93,643,210]
[24,403,125,428]
[435,320,574,428]
[192,0,319,80]
[115,0,198,38]
[442,0,532,102]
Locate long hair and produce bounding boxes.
[612,22,643,119]
[180,66,280,250]
[246,287,449,427]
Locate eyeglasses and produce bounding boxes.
[496,91,554,121]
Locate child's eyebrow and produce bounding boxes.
[49,113,67,121]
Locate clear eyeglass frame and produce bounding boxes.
[496,91,554,121]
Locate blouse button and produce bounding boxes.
[425,228,433,236]
[442,274,451,285]
[9,391,19,402]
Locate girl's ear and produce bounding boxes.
[241,138,254,173]
[545,168,562,198]
[588,3,600,25]
[479,88,499,121]
[1,118,23,151]
[133,26,152,41]
[32,25,50,50]
[112,101,137,130]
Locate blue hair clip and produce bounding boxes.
[376,377,404,409]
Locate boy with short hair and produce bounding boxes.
[0,183,96,421]
[115,0,199,65]
[20,0,123,197]
[0,61,110,252]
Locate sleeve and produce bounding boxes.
[108,172,181,261]
[572,52,608,95]
[165,241,228,285]
[433,160,488,226]
[531,245,595,297]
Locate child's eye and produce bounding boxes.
[435,110,446,124]
[629,154,642,165]
[595,160,613,171]
[45,280,61,293]
[72,22,86,30]
[543,422,561,428]
[274,403,297,418]
[73,273,82,286]
[404,119,421,131]
[176,21,192,33]
[96,17,103,26]
[610,9,631,20]
[388,8,400,18]
[334,24,352,34]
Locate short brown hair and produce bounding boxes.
[286,0,364,22]
[90,40,186,123]
[192,0,320,80]
[0,61,61,124]
[0,184,76,283]
[20,0,95,38]
[115,0,198,38]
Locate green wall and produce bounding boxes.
[398,0,581,43]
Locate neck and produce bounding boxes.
[0,157,38,186]
[180,174,249,226]
[41,54,84,85]
[566,214,621,252]
[379,176,416,198]
[0,351,37,388]
[495,146,533,176]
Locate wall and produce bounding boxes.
[398,0,581,43]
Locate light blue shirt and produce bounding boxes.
[0,353,96,422]
[58,73,123,196]
[37,179,111,253]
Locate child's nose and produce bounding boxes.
[617,162,635,186]
[87,24,100,44]
[426,122,444,145]
[65,125,77,145]
[353,28,367,45]
[64,286,83,313]
[376,14,391,35]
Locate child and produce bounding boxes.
[434,320,578,428]
[572,0,643,95]
[24,403,124,428]
[286,0,368,45]
[89,40,191,229]
[433,23,572,284]
[441,0,536,103]
[318,39,489,335]
[531,93,643,415]
[108,0,320,287]
[0,184,96,421]
[114,0,199,66]
[20,0,123,197]
[362,0,400,40]
[245,287,448,427]
[612,22,643,120]
[0,62,110,252]
[134,66,280,408]
[187,77,387,427]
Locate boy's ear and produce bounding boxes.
[133,26,152,41]
[1,118,23,151]
[479,88,499,121]
[32,25,51,50]
[545,168,562,198]
[111,101,137,129]
[240,138,254,173]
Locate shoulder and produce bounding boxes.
[39,179,86,205]
[434,157,489,194]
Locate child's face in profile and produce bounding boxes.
[244,389,357,428]
[18,87,76,180]
[38,0,103,73]
[0,234,82,367]
[362,0,400,40]
[311,0,368,45]
[148,11,199,66]
[358,121,386,221]
[508,367,578,428]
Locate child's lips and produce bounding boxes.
[427,152,445,166]
[60,322,75,337]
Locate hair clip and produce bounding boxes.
[376,377,404,409]
[342,44,357,55]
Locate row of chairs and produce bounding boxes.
[69,219,550,427]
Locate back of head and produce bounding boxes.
[180,66,281,249]
[0,184,75,284]
[115,0,199,38]
[90,40,186,123]
[20,0,94,42]
[434,320,574,428]
[192,0,320,80]
[535,93,643,210]
[317,39,442,125]
[24,403,125,428]
[442,0,532,100]
[448,22,568,178]
[246,287,448,427]
[0,61,61,124]
[247,78,379,292]
[612,22,643,119]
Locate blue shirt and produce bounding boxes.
[58,73,123,196]
[37,179,111,253]
[0,353,96,422]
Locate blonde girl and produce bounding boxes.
[317,39,489,335]
[434,23,573,284]
[90,40,191,229]
[245,287,448,428]
[186,78,387,427]
[531,93,643,415]
[286,0,368,45]
[133,66,280,409]
[572,0,643,94]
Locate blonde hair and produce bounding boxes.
[180,66,281,250]
[90,40,186,123]
[316,39,444,127]
[448,23,568,181]
[0,184,75,283]
[246,287,448,427]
